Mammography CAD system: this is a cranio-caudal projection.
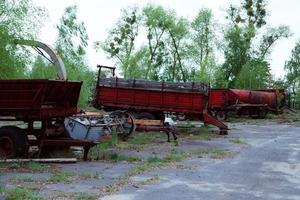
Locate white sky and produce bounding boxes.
[33,0,300,79]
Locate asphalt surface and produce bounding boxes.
[103,122,300,200]
[1,120,300,199]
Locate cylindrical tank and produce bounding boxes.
[229,89,278,109]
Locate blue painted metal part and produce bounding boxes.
[64,117,106,141]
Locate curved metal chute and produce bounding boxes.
[14,40,67,80]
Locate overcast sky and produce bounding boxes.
[33,0,300,79]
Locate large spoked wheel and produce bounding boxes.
[0,126,28,159]
[110,111,135,141]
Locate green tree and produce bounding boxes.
[29,56,56,79]
[0,0,46,78]
[285,40,300,108]
[55,5,94,107]
[142,5,170,80]
[98,7,140,78]
[235,59,270,89]
[189,8,218,85]
[221,0,290,88]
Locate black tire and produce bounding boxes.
[216,111,227,121]
[258,109,267,119]
[0,126,28,159]
[135,112,155,120]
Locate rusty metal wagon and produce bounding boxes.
[92,65,228,136]
[0,41,130,160]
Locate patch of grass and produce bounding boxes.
[115,142,130,149]
[90,150,141,162]
[128,132,153,145]
[210,149,232,159]
[111,127,118,146]
[0,185,5,193]
[164,152,190,162]
[0,162,50,172]
[10,175,34,182]
[96,141,113,149]
[26,162,47,171]
[75,193,97,200]
[179,126,219,141]
[4,185,42,200]
[49,171,76,183]
[128,163,151,176]
[0,162,21,170]
[80,171,103,179]
[229,137,247,144]
[129,152,190,176]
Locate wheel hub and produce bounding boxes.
[0,136,14,156]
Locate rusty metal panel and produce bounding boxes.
[0,80,82,119]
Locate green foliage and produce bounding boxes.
[188,8,218,85]
[0,0,46,79]
[285,40,300,108]
[221,0,290,88]
[98,7,140,78]
[234,59,270,89]
[142,5,171,80]
[221,26,252,87]
[29,57,56,79]
[55,5,95,107]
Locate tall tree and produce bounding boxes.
[98,7,140,78]
[142,5,170,80]
[285,40,300,108]
[189,8,217,84]
[221,0,290,88]
[55,5,94,107]
[0,0,46,78]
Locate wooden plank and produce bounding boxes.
[0,158,77,163]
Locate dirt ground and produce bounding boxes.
[1,115,300,200]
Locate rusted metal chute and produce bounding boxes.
[14,39,67,80]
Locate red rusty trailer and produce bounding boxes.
[208,89,285,120]
[93,65,228,135]
[0,40,96,159]
[0,79,90,159]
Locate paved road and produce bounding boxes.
[104,122,300,200]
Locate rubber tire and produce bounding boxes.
[0,126,28,159]
[216,111,227,121]
[258,109,267,119]
[135,112,155,120]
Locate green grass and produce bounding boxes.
[10,175,34,182]
[128,132,163,145]
[49,171,76,183]
[4,185,42,200]
[179,126,219,141]
[229,137,247,144]
[80,171,103,179]
[210,149,231,159]
[75,193,97,200]
[0,185,5,193]
[26,162,47,171]
[90,150,141,162]
[0,162,49,172]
